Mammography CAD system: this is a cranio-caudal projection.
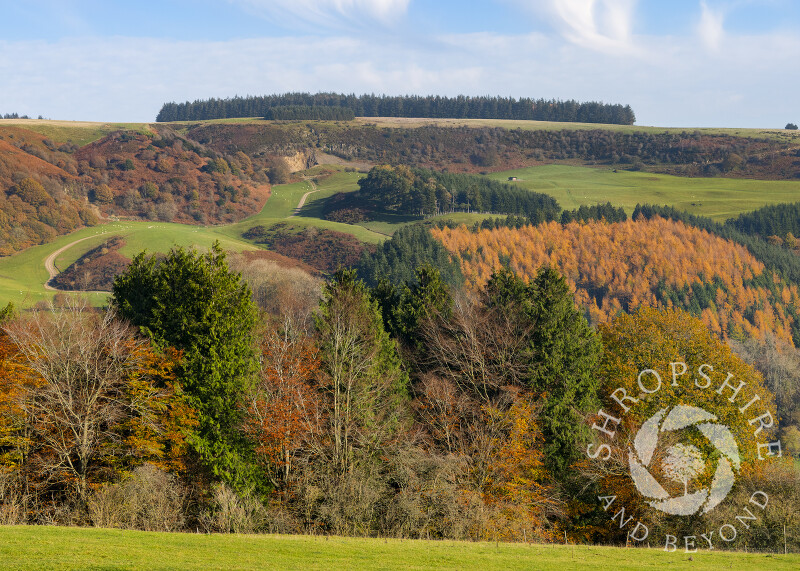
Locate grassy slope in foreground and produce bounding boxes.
[0,526,797,571]
[488,165,800,222]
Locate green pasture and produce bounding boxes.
[214,170,386,244]
[0,526,795,571]
[0,221,258,308]
[489,165,800,222]
[0,119,151,146]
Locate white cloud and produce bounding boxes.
[229,0,410,29]
[512,0,639,54]
[698,1,725,50]
[1,14,799,128]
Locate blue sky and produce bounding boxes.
[1,0,798,127]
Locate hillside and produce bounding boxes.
[0,123,270,256]
[432,217,800,344]
[74,127,269,224]
[180,120,800,179]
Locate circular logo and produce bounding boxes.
[628,404,741,516]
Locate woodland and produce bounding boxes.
[156,92,636,125]
[1,245,797,550]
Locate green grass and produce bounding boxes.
[214,171,387,245]
[0,221,259,308]
[0,119,151,146]
[488,165,800,222]
[0,526,796,571]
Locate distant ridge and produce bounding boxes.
[155,92,636,125]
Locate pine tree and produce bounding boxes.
[112,242,260,491]
[485,267,601,479]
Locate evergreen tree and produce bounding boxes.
[112,242,260,491]
[485,267,601,479]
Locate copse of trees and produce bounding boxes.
[156,92,636,125]
[353,165,561,220]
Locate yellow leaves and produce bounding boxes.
[431,217,792,344]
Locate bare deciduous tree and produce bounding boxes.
[5,298,156,504]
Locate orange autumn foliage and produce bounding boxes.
[0,328,196,485]
[432,217,798,344]
[243,325,322,489]
[480,398,558,542]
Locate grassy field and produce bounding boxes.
[0,221,259,308]
[0,119,152,146]
[0,170,386,308]
[0,526,796,571]
[488,165,800,222]
[212,170,387,244]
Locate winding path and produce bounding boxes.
[43,233,107,291]
[290,178,320,217]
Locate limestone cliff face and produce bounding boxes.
[283,149,317,172]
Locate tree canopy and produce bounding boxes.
[112,242,260,491]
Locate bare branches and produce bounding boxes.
[5,298,156,502]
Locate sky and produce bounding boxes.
[0,0,798,127]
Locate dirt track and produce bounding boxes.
[43,234,106,291]
[291,179,320,217]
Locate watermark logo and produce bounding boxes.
[587,362,782,552]
[629,404,739,516]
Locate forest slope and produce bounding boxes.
[432,217,800,344]
[0,124,269,256]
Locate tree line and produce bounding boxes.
[349,165,561,219]
[155,93,636,125]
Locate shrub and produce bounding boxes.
[200,483,266,534]
[87,464,186,532]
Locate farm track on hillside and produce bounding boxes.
[43,233,108,292]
